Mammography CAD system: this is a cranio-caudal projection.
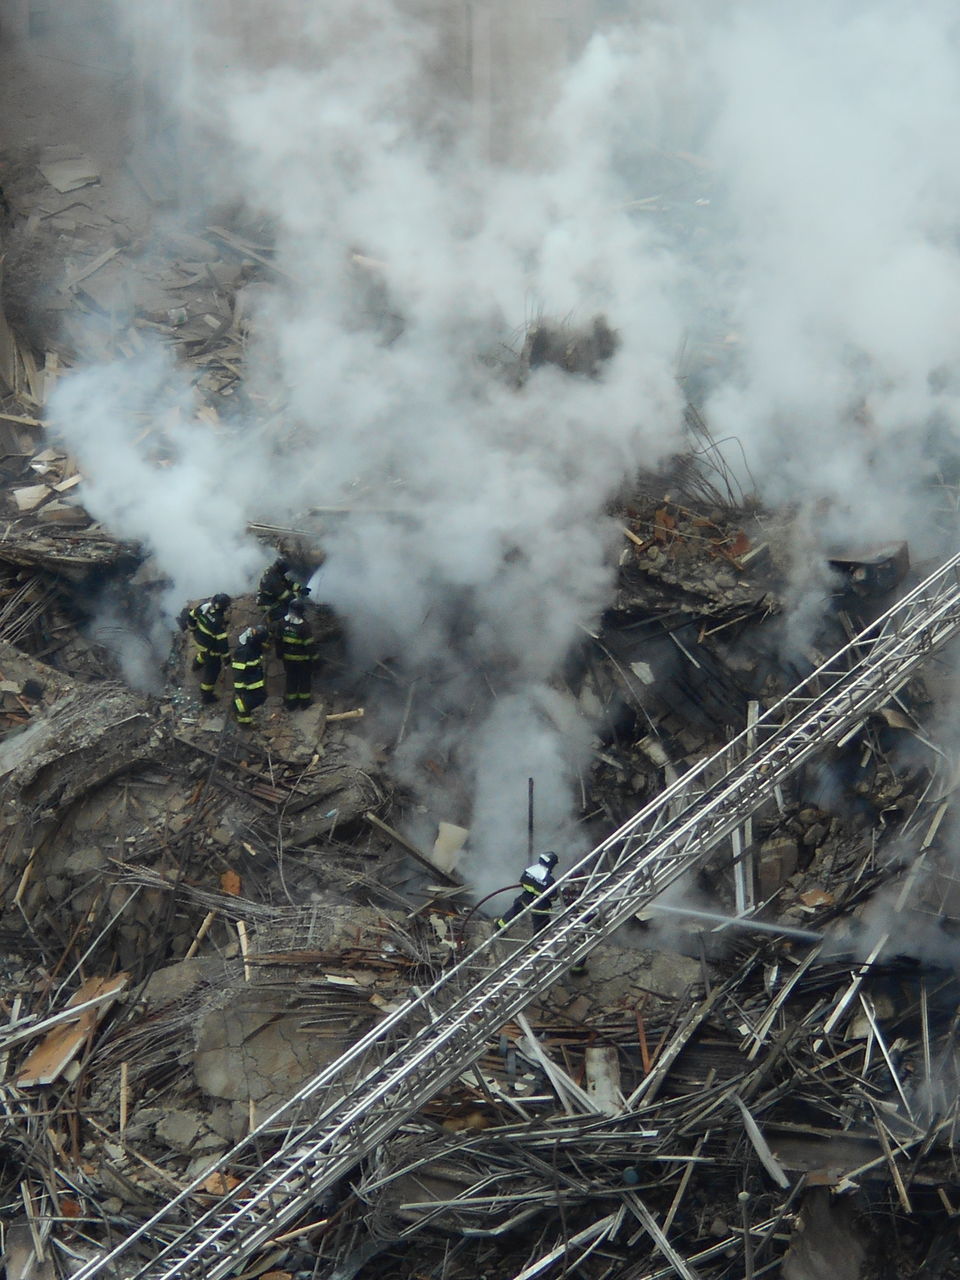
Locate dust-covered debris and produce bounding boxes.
[2,16,960,1280]
[1,401,956,1280]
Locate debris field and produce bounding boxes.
[4,20,960,1280]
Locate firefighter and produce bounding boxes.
[496,851,559,934]
[231,625,268,727]
[277,597,316,710]
[185,594,231,704]
[257,557,308,628]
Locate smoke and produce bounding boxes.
[50,347,268,605]
[467,687,597,886]
[85,587,178,695]
[45,0,960,890]
[701,0,960,549]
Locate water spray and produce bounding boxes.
[648,903,821,944]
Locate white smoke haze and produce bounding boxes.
[44,0,960,890]
[466,688,597,897]
[767,505,846,663]
[86,596,169,695]
[701,0,960,546]
[49,347,268,605]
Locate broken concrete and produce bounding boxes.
[0,23,955,1280]
[782,1189,869,1280]
[0,681,159,815]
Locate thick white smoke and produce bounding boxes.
[46,0,960,892]
[50,347,267,602]
[701,0,960,554]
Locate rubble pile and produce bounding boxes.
[518,315,620,382]
[1,113,960,1280]
[0,439,957,1280]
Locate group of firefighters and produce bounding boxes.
[182,558,318,725]
[186,558,577,952]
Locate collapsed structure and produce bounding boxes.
[3,242,960,1277]
[3,6,960,1280]
[54,555,960,1280]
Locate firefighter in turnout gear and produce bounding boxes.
[185,594,231,704]
[496,851,559,934]
[231,625,268,726]
[277,598,316,710]
[257,558,308,628]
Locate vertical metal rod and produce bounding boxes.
[739,1190,754,1280]
[527,777,535,861]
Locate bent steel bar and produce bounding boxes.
[73,551,960,1280]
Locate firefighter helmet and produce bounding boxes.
[539,851,559,869]
[211,593,232,612]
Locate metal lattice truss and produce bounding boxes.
[74,551,960,1280]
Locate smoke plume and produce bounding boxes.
[47,0,960,892]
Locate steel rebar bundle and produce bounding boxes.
[72,550,960,1280]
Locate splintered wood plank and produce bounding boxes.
[16,973,128,1087]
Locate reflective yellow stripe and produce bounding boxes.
[196,623,226,643]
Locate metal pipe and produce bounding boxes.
[527,777,534,861]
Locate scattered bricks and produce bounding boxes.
[803,822,828,848]
[44,874,67,899]
[797,808,822,825]
[63,846,108,877]
[565,995,593,1021]
[758,836,799,897]
[799,888,835,908]
[155,1109,201,1152]
[636,734,670,768]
